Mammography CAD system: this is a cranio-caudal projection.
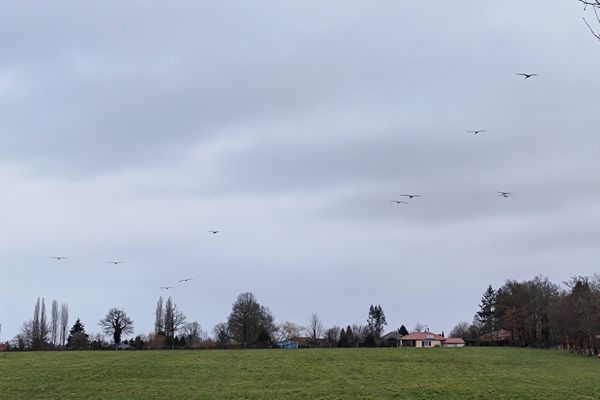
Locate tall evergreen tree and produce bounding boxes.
[476,285,497,334]
[398,325,409,336]
[367,304,387,341]
[67,318,89,349]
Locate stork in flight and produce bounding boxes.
[467,130,486,135]
[160,286,174,290]
[389,200,408,205]
[107,261,125,265]
[51,256,68,261]
[208,230,220,234]
[400,194,422,199]
[178,278,193,282]
[497,191,513,198]
[516,73,539,79]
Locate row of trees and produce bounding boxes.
[212,293,395,349]
[14,298,70,350]
[6,292,405,351]
[451,275,600,354]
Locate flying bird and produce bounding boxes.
[497,191,513,198]
[107,261,125,265]
[467,130,486,135]
[400,194,422,199]
[208,230,220,234]
[516,73,539,79]
[389,200,408,205]
[51,256,68,261]
[160,286,174,290]
[178,278,193,282]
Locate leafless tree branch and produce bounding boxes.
[579,0,600,40]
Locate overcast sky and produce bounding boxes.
[1,1,599,340]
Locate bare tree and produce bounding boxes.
[182,321,207,348]
[154,297,164,335]
[351,324,367,347]
[307,313,323,345]
[18,320,34,349]
[31,298,50,349]
[276,321,303,342]
[50,300,59,346]
[163,297,186,350]
[324,326,342,347]
[213,322,231,347]
[60,303,69,347]
[99,308,135,348]
[450,321,471,339]
[579,0,600,40]
[413,322,426,333]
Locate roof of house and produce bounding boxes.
[381,331,403,341]
[400,332,445,341]
[444,337,465,345]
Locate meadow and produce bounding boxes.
[1,347,599,399]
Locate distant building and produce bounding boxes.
[380,330,466,348]
[277,340,299,349]
[0,343,8,351]
[399,331,446,348]
[381,331,403,347]
[443,337,466,347]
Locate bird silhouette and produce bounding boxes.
[497,191,513,198]
[516,73,539,79]
[400,194,422,199]
[178,278,193,282]
[467,130,486,135]
[51,256,68,261]
[107,261,125,265]
[208,230,220,234]
[160,286,174,290]
[389,200,409,205]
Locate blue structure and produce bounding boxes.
[277,340,299,349]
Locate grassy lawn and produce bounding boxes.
[1,347,599,399]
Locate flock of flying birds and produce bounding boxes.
[388,72,536,207]
[49,231,222,290]
[48,72,538,287]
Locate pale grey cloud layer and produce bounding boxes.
[1,1,599,339]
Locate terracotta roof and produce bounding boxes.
[444,337,465,345]
[400,332,445,341]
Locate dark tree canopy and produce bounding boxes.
[67,318,89,349]
[398,325,409,336]
[227,292,275,349]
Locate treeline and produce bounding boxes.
[3,292,404,351]
[451,275,600,354]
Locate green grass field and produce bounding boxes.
[1,347,599,399]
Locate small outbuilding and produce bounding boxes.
[381,331,404,347]
[277,340,299,349]
[443,337,465,348]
